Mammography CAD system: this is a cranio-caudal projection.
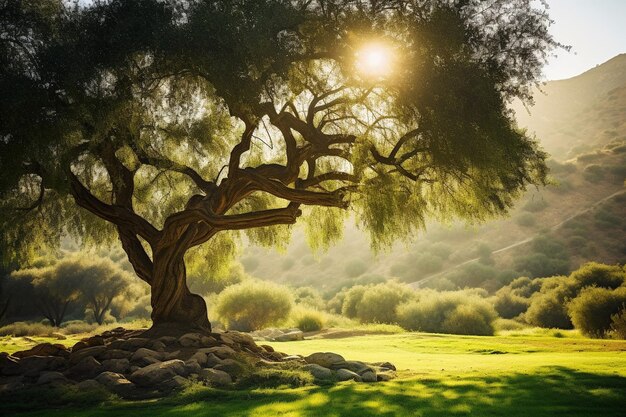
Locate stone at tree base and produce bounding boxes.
[183,359,202,376]
[361,371,377,383]
[162,375,189,391]
[36,371,69,385]
[157,336,177,345]
[200,336,220,347]
[66,356,102,379]
[179,333,203,347]
[335,368,362,382]
[303,364,332,380]
[18,356,66,377]
[95,371,127,387]
[128,360,186,387]
[131,348,164,362]
[189,351,208,366]
[148,340,166,352]
[305,352,345,368]
[199,345,236,359]
[199,368,232,386]
[77,379,102,390]
[205,353,221,368]
[101,358,130,374]
[68,346,106,365]
[99,349,130,360]
[13,343,69,359]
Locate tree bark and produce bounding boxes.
[149,245,211,334]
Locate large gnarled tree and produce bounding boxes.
[0,0,559,333]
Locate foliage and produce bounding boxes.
[397,290,496,335]
[514,236,570,278]
[610,309,626,339]
[344,260,368,278]
[0,0,559,326]
[567,287,626,338]
[291,307,325,332]
[0,321,60,337]
[355,282,415,324]
[492,288,530,319]
[292,287,325,310]
[214,281,293,331]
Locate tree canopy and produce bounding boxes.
[0,0,561,330]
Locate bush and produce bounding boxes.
[291,307,325,332]
[524,281,574,329]
[214,281,293,331]
[568,287,626,338]
[355,282,414,324]
[61,321,99,334]
[341,285,368,318]
[508,276,543,298]
[397,291,496,336]
[293,287,325,310]
[0,321,57,336]
[493,289,529,319]
[569,262,625,289]
[344,259,367,277]
[610,309,626,339]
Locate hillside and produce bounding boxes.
[513,54,626,158]
[232,56,626,296]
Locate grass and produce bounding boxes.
[2,331,626,416]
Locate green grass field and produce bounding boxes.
[3,331,626,416]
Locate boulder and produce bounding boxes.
[17,355,66,377]
[361,371,377,383]
[37,371,69,385]
[376,371,396,381]
[205,353,222,368]
[13,343,69,359]
[179,333,203,347]
[335,368,362,382]
[200,336,220,347]
[95,371,136,395]
[199,345,236,360]
[101,358,130,374]
[162,375,189,391]
[131,348,164,363]
[100,349,130,360]
[128,359,186,387]
[373,361,396,371]
[77,379,102,390]
[157,336,177,345]
[68,346,106,365]
[189,351,208,367]
[148,340,166,352]
[274,330,304,342]
[331,360,373,375]
[66,356,102,379]
[199,368,232,386]
[108,337,149,351]
[183,359,202,376]
[303,364,332,380]
[0,354,21,376]
[305,352,345,368]
[222,331,256,347]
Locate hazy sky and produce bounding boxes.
[544,0,626,80]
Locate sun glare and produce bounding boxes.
[355,42,394,79]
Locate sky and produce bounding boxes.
[543,0,626,80]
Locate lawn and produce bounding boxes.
[3,331,626,416]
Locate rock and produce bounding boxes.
[200,336,219,347]
[157,336,177,345]
[77,379,102,390]
[305,352,345,368]
[373,361,396,371]
[189,351,208,367]
[100,349,130,360]
[376,371,396,381]
[101,358,130,374]
[66,356,102,379]
[165,350,182,360]
[37,371,68,385]
[162,375,189,391]
[0,377,25,393]
[260,344,274,352]
[335,368,362,382]
[199,368,232,386]
[108,337,149,351]
[95,371,126,387]
[51,332,67,340]
[179,333,203,347]
[199,345,236,360]
[71,341,89,352]
[274,330,304,342]
[148,340,166,352]
[213,359,244,376]
[0,354,21,376]
[282,355,305,362]
[95,371,136,395]
[331,360,373,375]
[303,364,332,380]
[205,353,222,368]
[128,359,186,387]
[361,371,377,383]
[222,331,256,347]
[183,359,202,376]
[13,343,69,359]
[69,346,107,365]
[17,355,66,377]
[131,348,164,363]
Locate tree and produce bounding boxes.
[9,265,82,327]
[55,255,138,325]
[0,0,560,333]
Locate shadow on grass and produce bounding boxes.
[4,366,626,417]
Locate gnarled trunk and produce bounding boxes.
[150,246,211,334]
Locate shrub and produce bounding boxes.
[568,287,626,338]
[493,288,530,319]
[61,321,99,334]
[397,291,496,336]
[0,321,57,336]
[214,281,293,331]
[293,287,325,310]
[341,285,368,318]
[292,307,325,332]
[355,282,414,324]
[524,280,575,329]
[610,309,626,339]
[569,262,625,289]
[508,276,543,298]
[344,259,367,277]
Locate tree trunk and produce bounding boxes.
[149,246,211,334]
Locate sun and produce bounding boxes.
[355,42,394,79]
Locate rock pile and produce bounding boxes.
[250,328,305,342]
[0,327,395,398]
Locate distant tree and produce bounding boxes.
[0,0,561,333]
